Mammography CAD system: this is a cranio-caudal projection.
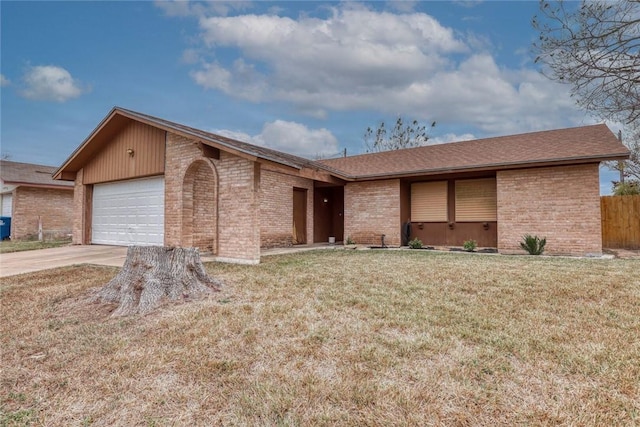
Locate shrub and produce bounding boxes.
[408,238,423,249]
[345,236,355,245]
[613,181,640,196]
[520,234,546,255]
[463,239,477,252]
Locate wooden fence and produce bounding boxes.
[601,195,640,249]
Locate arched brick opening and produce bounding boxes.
[182,159,218,253]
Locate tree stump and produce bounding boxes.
[94,246,222,317]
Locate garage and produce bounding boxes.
[92,176,164,246]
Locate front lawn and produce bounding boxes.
[1,251,638,426]
[0,238,71,254]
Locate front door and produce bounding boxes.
[292,188,307,244]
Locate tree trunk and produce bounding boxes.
[94,246,222,317]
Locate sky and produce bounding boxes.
[0,0,623,193]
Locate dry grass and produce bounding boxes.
[0,238,72,254]
[1,250,639,426]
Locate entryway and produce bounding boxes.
[313,186,344,244]
[292,188,307,244]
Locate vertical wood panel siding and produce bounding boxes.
[411,181,448,221]
[601,195,640,249]
[455,178,497,221]
[84,121,165,184]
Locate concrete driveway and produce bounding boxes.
[0,245,128,278]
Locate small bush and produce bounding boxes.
[345,236,355,245]
[463,239,477,252]
[408,238,423,249]
[613,181,640,196]
[520,234,546,255]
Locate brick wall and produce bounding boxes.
[165,134,260,263]
[182,160,217,252]
[344,179,401,246]
[12,186,74,240]
[72,168,88,244]
[260,169,314,248]
[216,153,260,262]
[497,163,602,255]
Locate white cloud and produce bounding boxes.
[430,133,476,144]
[191,59,265,102]
[0,74,9,87]
[177,3,587,136]
[215,120,339,158]
[21,65,87,102]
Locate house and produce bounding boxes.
[53,107,629,262]
[1,160,75,240]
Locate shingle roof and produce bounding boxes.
[55,107,337,180]
[1,160,74,188]
[55,106,630,183]
[318,124,630,179]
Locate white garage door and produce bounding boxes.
[92,177,164,246]
[1,194,12,217]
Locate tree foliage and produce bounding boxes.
[364,117,435,153]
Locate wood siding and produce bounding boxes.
[601,195,640,249]
[411,222,497,248]
[83,121,165,184]
[411,181,448,222]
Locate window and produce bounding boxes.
[411,181,448,222]
[455,178,497,221]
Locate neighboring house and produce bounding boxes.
[1,160,74,240]
[53,107,629,263]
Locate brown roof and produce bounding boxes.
[55,107,329,179]
[1,160,74,189]
[54,107,629,183]
[318,124,630,180]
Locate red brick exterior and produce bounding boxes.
[72,169,86,245]
[11,186,73,240]
[165,133,261,263]
[344,179,401,246]
[497,164,602,255]
[260,169,314,248]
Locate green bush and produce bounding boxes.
[613,181,640,196]
[408,238,423,249]
[463,239,477,252]
[345,236,355,245]
[520,234,546,255]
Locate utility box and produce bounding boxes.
[0,217,11,240]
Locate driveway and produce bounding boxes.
[0,245,128,278]
[0,245,222,278]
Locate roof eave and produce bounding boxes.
[1,181,74,190]
[341,153,631,181]
[53,107,122,180]
[54,107,315,179]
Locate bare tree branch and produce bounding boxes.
[533,0,640,123]
[533,0,640,185]
[364,117,436,153]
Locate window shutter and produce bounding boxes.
[411,181,448,222]
[455,178,497,221]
